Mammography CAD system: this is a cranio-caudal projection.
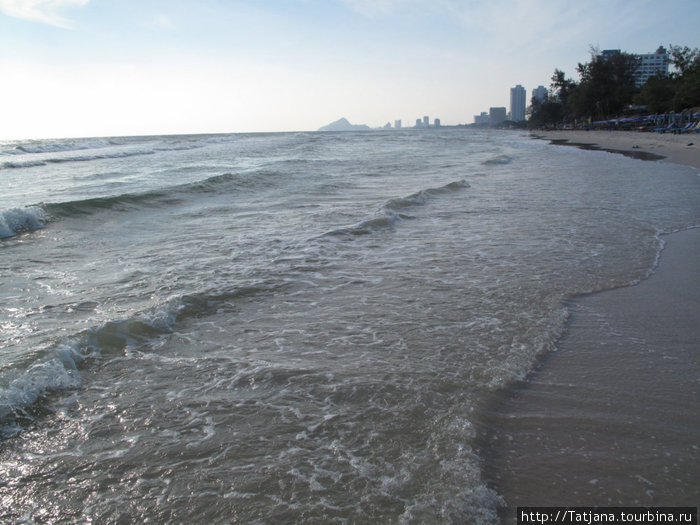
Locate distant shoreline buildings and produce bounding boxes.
[489,107,507,126]
[510,85,526,122]
[409,116,441,129]
[532,85,547,104]
[325,47,673,131]
[602,46,669,87]
[473,84,534,126]
[323,45,672,132]
[372,116,443,130]
[471,46,670,126]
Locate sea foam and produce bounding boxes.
[0,207,47,238]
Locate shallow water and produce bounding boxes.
[481,228,700,520]
[1,130,698,523]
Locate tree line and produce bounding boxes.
[528,45,700,129]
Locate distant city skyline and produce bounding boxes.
[0,1,697,139]
[510,85,526,122]
[469,44,675,126]
[532,85,548,105]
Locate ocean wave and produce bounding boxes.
[0,341,86,437]
[0,308,178,437]
[12,139,115,155]
[0,159,49,169]
[0,171,253,239]
[325,213,410,238]
[384,179,471,211]
[0,136,217,166]
[482,154,513,165]
[0,207,48,239]
[0,284,280,437]
[152,142,206,153]
[323,179,471,239]
[22,172,252,225]
[42,190,173,219]
[1,149,157,169]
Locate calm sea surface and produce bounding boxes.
[1,130,698,523]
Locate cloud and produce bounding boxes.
[0,0,90,28]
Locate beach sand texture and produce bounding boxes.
[537,130,700,169]
[484,135,699,519]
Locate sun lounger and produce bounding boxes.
[654,122,677,133]
[675,121,698,134]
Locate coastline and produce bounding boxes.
[480,135,700,521]
[481,227,700,520]
[533,130,700,169]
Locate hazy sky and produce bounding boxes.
[0,0,697,139]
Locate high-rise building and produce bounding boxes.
[601,49,621,60]
[434,118,441,127]
[532,85,548,104]
[395,120,402,129]
[634,46,669,86]
[489,107,507,126]
[423,116,430,128]
[510,84,526,122]
[601,47,669,87]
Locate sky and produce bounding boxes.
[0,0,698,139]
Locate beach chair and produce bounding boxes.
[675,121,697,134]
[654,121,676,133]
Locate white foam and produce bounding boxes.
[0,206,48,238]
[0,341,84,432]
[15,139,113,154]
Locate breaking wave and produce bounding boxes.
[0,171,275,238]
[0,136,208,170]
[0,207,48,239]
[7,139,116,155]
[385,179,470,210]
[325,178,471,238]
[1,149,156,169]
[0,284,278,437]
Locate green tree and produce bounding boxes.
[530,43,698,127]
[668,45,700,109]
[669,45,700,76]
[572,49,640,120]
[527,97,564,128]
[637,73,676,113]
[549,69,576,121]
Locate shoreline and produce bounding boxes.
[480,226,700,521]
[533,130,700,169]
[480,134,699,521]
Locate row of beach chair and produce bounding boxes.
[654,120,700,134]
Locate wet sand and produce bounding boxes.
[534,130,700,169]
[480,140,700,521]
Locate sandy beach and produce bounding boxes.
[482,133,700,521]
[483,228,700,514]
[534,130,700,169]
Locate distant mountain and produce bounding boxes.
[318,118,371,132]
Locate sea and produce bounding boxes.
[1,129,698,524]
